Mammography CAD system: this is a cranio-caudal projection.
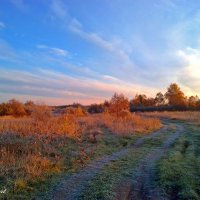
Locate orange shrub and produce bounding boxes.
[63,106,88,117]
[0,107,82,138]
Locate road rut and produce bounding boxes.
[42,124,169,200]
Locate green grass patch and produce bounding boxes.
[156,124,200,200]
[79,147,149,200]
[79,125,176,200]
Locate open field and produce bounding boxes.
[0,108,161,199]
[2,1,200,199]
[142,111,200,124]
[1,109,200,200]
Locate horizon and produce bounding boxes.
[1,0,200,105]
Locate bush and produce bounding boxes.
[64,106,88,117]
[31,105,52,122]
[0,99,27,117]
[108,93,130,117]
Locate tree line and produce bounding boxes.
[89,83,200,113]
[1,83,200,117]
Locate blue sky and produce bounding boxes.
[0,0,200,105]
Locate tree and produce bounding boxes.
[130,94,148,107]
[155,92,165,106]
[108,93,129,116]
[188,95,199,108]
[24,100,34,107]
[196,99,200,109]
[88,103,104,114]
[146,97,156,106]
[165,83,187,107]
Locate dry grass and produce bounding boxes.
[0,108,161,197]
[143,111,200,124]
[0,112,81,138]
[80,113,162,135]
[0,106,85,196]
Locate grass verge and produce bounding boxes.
[155,123,200,200]
[79,125,176,200]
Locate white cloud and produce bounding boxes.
[69,18,135,69]
[37,44,69,57]
[177,47,200,95]
[102,75,120,82]
[51,47,69,57]
[0,40,18,61]
[49,1,139,82]
[0,67,158,105]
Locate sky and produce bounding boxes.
[0,0,200,105]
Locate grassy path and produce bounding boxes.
[41,124,168,200]
[125,124,184,200]
[79,121,183,200]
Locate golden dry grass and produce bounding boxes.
[0,109,161,197]
[142,111,200,124]
[80,113,162,135]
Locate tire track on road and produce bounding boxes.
[42,124,169,200]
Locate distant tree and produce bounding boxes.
[188,95,199,108]
[102,100,110,113]
[130,94,148,107]
[146,97,156,106]
[155,92,165,106]
[24,100,34,106]
[88,103,104,114]
[103,100,110,108]
[71,102,83,108]
[165,83,187,107]
[196,99,200,109]
[108,93,129,116]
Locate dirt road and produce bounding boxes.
[42,121,183,200]
[115,123,184,200]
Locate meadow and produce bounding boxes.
[142,111,200,124]
[1,95,200,200]
[0,103,161,199]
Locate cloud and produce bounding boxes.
[69,18,135,69]
[0,67,157,105]
[177,47,200,95]
[0,22,5,30]
[37,44,69,57]
[51,48,69,57]
[0,40,18,61]
[102,75,120,82]
[49,1,138,81]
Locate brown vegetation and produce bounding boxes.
[143,111,200,124]
[0,94,162,197]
